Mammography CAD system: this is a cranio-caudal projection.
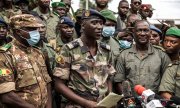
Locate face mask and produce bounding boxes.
[119,40,132,49]
[26,30,40,46]
[102,26,115,37]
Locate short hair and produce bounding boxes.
[131,0,142,3]
[119,0,129,7]
[134,20,150,28]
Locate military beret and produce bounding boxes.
[52,2,66,8]
[14,0,29,5]
[59,16,74,27]
[82,9,106,23]
[165,27,180,38]
[150,25,162,35]
[100,9,117,23]
[10,14,44,29]
[0,18,8,27]
[141,4,154,11]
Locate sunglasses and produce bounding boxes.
[133,2,141,5]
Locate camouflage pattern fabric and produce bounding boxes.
[53,38,116,106]
[0,41,51,108]
[114,44,171,93]
[159,61,180,97]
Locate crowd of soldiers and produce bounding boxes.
[0,0,179,108]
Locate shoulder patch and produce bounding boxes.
[153,45,165,51]
[0,43,12,52]
[100,42,111,51]
[0,69,12,76]
[66,41,79,50]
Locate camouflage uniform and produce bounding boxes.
[53,38,116,107]
[33,7,59,41]
[114,44,171,93]
[159,61,180,97]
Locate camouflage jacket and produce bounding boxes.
[0,41,51,108]
[53,38,116,101]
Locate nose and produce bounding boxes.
[166,41,171,47]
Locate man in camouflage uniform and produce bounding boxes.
[0,14,52,108]
[114,20,171,94]
[53,9,116,108]
[54,16,74,53]
[33,0,59,42]
[158,27,180,99]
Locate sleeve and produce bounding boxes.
[159,66,176,94]
[160,51,171,76]
[53,45,71,80]
[0,55,15,94]
[113,52,126,83]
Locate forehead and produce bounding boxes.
[164,36,180,41]
[128,15,140,22]
[135,21,149,28]
[120,1,129,7]
[105,20,116,25]
[151,30,159,34]
[132,0,141,3]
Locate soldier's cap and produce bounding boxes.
[14,0,29,5]
[59,16,74,27]
[141,4,155,11]
[51,2,66,8]
[75,8,85,17]
[100,9,117,23]
[0,18,8,27]
[82,9,106,24]
[10,14,44,29]
[150,25,162,36]
[165,27,180,38]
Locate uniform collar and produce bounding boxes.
[77,38,103,54]
[14,40,33,53]
[129,44,154,54]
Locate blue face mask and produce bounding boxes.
[102,26,115,37]
[26,30,40,46]
[119,40,132,49]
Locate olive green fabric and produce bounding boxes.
[159,61,180,97]
[100,9,117,23]
[114,44,171,93]
[165,27,180,38]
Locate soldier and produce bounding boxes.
[51,2,67,18]
[116,0,129,32]
[126,14,141,32]
[114,20,171,94]
[14,0,29,14]
[159,28,180,98]
[149,25,162,46]
[163,27,180,63]
[127,0,142,20]
[139,4,151,20]
[0,14,52,108]
[54,16,74,52]
[95,0,109,12]
[53,9,116,108]
[100,9,121,62]
[33,0,59,42]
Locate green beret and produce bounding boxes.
[165,27,180,38]
[100,9,117,23]
[52,2,66,8]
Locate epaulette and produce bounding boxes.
[100,42,111,51]
[66,40,79,50]
[153,45,165,52]
[0,43,12,52]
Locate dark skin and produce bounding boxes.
[59,24,74,44]
[55,7,66,17]
[17,2,29,14]
[117,20,151,94]
[130,0,141,14]
[61,0,71,12]
[150,30,161,45]
[38,0,50,14]
[103,19,116,39]
[140,9,150,20]
[95,0,108,12]
[0,24,8,46]
[55,18,108,108]
[163,36,180,62]
[118,1,129,19]
[3,0,13,9]
[13,27,52,108]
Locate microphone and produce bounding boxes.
[170,96,180,105]
[122,80,136,108]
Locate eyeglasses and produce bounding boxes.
[133,2,141,5]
